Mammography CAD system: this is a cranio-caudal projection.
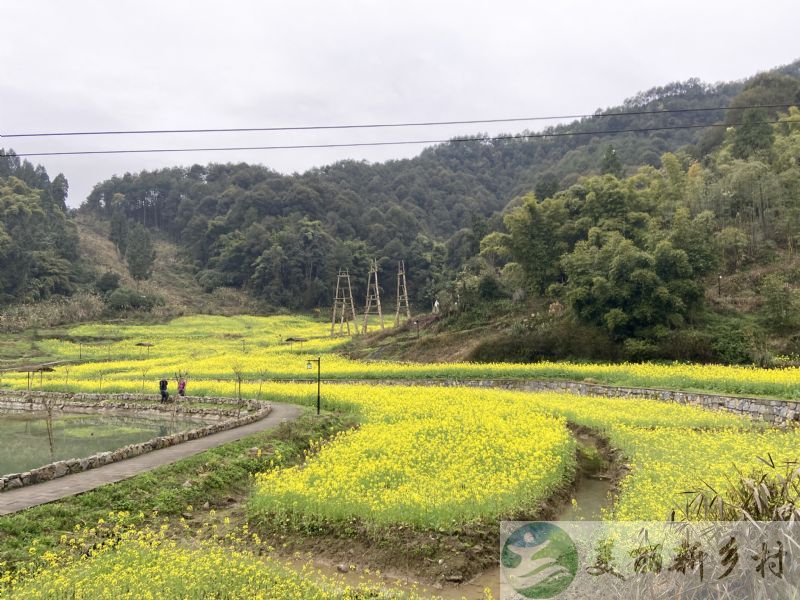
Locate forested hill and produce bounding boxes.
[0,61,800,336]
[78,65,800,310]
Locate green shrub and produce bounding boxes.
[657,329,716,362]
[710,322,767,365]
[477,274,505,300]
[622,338,659,361]
[760,274,800,332]
[197,269,227,293]
[95,271,121,293]
[106,287,164,311]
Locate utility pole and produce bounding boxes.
[395,260,411,327]
[363,259,385,333]
[330,270,358,336]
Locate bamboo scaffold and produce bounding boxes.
[330,269,358,336]
[363,259,385,333]
[395,260,411,326]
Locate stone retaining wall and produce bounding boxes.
[167,376,796,424]
[0,392,272,492]
[0,390,262,417]
[277,377,798,425]
[465,379,798,425]
[352,379,799,425]
[12,380,795,425]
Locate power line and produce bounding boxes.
[2,119,796,159]
[0,104,795,139]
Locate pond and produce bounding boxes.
[0,411,209,476]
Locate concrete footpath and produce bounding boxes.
[0,403,303,516]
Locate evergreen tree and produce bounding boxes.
[110,202,129,256]
[534,173,560,201]
[601,145,624,178]
[125,224,156,287]
[732,108,775,159]
[0,175,77,304]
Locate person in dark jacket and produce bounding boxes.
[159,378,169,403]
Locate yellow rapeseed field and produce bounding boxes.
[0,513,443,599]
[2,315,797,526]
[3,315,800,598]
[2,315,799,399]
[252,385,575,528]
[249,383,799,525]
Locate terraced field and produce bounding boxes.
[2,315,799,598]
[3,315,799,399]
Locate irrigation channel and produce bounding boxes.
[272,425,618,600]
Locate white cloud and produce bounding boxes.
[2,0,797,205]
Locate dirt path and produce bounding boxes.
[0,403,303,515]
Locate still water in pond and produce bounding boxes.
[0,411,208,475]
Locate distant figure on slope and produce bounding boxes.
[159,378,169,403]
[178,377,186,397]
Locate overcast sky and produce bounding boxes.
[2,0,797,207]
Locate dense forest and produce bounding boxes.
[0,155,80,305]
[79,70,783,308]
[3,60,800,363]
[471,104,800,361]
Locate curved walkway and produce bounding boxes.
[0,402,303,516]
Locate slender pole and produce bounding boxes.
[316,357,321,416]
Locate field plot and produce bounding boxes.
[253,385,575,528]
[2,314,799,525]
[2,315,800,399]
[253,383,800,525]
[1,515,429,600]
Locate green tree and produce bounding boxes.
[125,224,156,287]
[732,109,775,159]
[561,230,699,340]
[49,173,69,210]
[716,227,749,272]
[534,173,560,201]
[0,175,77,304]
[667,207,717,275]
[479,231,511,268]
[601,145,623,178]
[760,274,800,332]
[110,201,129,256]
[717,160,782,252]
[503,195,563,293]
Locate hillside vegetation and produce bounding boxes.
[0,213,263,340]
[2,59,800,364]
[78,66,796,313]
[74,214,260,316]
